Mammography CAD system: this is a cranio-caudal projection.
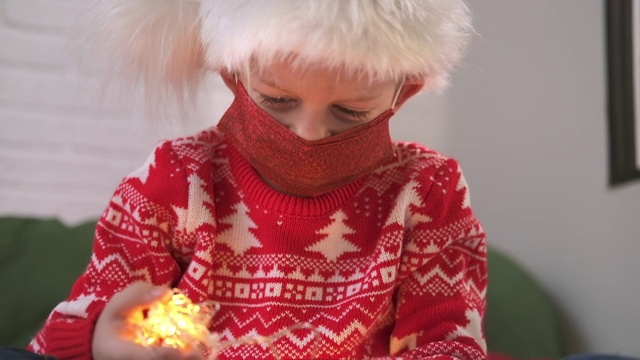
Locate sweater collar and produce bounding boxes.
[225,140,362,217]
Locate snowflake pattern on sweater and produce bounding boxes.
[29,127,487,360]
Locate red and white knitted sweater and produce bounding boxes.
[29,127,487,360]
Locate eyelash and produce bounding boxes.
[258,94,371,121]
[258,94,291,106]
[334,106,371,121]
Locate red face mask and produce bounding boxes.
[218,83,396,197]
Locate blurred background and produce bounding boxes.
[1,0,639,356]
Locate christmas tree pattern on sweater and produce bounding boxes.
[29,127,487,360]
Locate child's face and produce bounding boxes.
[238,59,401,141]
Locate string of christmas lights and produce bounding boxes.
[129,289,319,360]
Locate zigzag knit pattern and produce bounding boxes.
[29,127,487,360]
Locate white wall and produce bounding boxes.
[0,0,232,224]
[443,0,640,355]
[2,0,639,356]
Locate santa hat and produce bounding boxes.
[84,0,472,105]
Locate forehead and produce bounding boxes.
[248,58,396,99]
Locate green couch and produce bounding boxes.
[0,217,566,358]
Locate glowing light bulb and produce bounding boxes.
[129,289,217,354]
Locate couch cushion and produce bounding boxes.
[0,217,95,347]
[485,247,566,358]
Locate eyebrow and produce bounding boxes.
[343,93,384,103]
[259,77,285,91]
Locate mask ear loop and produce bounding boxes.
[390,80,405,110]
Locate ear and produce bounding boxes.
[220,70,238,95]
[392,80,425,111]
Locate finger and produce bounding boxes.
[182,349,206,360]
[152,346,205,360]
[92,328,161,360]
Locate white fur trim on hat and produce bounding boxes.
[82,0,204,114]
[84,0,472,111]
[199,0,472,87]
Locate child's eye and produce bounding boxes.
[334,105,371,121]
[258,94,294,107]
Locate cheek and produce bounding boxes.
[251,101,296,131]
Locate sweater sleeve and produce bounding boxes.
[27,141,189,360]
[384,158,488,360]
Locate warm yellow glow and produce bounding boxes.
[127,288,320,359]
[131,289,215,352]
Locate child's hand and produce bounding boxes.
[92,281,205,360]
